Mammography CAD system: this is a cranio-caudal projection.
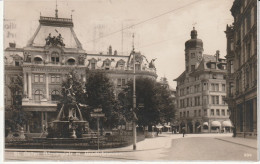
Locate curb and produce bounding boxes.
[215,138,257,149]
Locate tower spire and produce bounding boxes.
[55,0,58,18]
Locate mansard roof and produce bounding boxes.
[26,16,83,50]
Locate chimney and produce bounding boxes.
[114,50,117,55]
[109,45,112,55]
[9,42,16,48]
[216,50,220,62]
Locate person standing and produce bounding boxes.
[182,127,186,137]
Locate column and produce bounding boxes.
[23,72,27,96]
[45,112,48,129]
[28,73,32,99]
[45,74,49,100]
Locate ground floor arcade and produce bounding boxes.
[178,119,233,134]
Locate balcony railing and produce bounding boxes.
[22,99,58,105]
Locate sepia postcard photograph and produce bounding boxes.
[2,0,259,162]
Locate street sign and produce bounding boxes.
[91,113,105,118]
[94,108,102,112]
[90,111,105,150]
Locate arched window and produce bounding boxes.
[51,90,60,101]
[34,57,43,64]
[67,58,76,65]
[34,90,43,101]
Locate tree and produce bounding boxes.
[84,70,123,129]
[121,77,176,131]
[5,74,32,135]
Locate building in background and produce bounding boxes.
[225,0,257,138]
[174,28,232,133]
[5,10,157,134]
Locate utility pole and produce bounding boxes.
[132,33,137,150]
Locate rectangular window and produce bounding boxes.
[194,110,197,117]
[51,76,56,83]
[216,109,220,116]
[56,76,60,82]
[222,84,226,92]
[180,112,182,117]
[198,110,201,116]
[222,96,226,105]
[40,75,44,82]
[211,109,214,116]
[204,109,207,116]
[211,96,215,104]
[216,96,219,104]
[211,84,215,91]
[221,109,225,116]
[215,84,219,91]
[187,111,189,117]
[34,75,39,83]
[91,63,95,69]
[203,83,208,91]
[187,87,189,94]
[117,79,121,86]
[184,112,186,117]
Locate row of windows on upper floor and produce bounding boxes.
[178,83,226,96]
[178,74,226,85]
[186,63,226,73]
[14,56,146,71]
[178,95,226,108]
[180,108,229,118]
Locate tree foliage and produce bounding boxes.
[5,74,32,133]
[58,70,125,129]
[84,71,124,129]
[121,77,176,128]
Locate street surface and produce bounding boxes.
[5,133,258,161]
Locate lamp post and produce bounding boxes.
[132,34,137,150]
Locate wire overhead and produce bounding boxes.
[87,0,204,43]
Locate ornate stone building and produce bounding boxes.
[5,10,157,134]
[174,28,232,133]
[225,0,257,138]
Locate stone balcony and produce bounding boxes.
[22,98,57,106]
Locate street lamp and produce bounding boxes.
[132,34,137,150]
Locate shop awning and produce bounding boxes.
[222,121,233,127]
[203,122,208,126]
[156,126,163,129]
[211,121,221,127]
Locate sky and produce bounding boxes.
[4,0,234,89]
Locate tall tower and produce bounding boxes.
[184,27,203,73]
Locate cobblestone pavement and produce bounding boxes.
[4,133,258,161]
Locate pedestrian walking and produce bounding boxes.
[182,127,186,137]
